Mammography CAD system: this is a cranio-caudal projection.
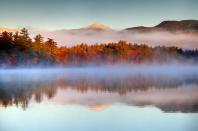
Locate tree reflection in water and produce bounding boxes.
[0,67,198,112]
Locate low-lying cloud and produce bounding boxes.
[30,29,198,49]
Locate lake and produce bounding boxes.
[0,66,198,131]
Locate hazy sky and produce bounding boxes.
[0,0,197,30]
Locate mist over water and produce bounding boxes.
[0,65,198,112]
[0,66,198,131]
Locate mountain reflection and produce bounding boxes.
[0,67,198,112]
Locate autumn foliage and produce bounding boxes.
[0,28,198,67]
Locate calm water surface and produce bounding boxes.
[0,66,198,131]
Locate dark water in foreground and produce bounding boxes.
[0,66,198,131]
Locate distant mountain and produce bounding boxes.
[125,20,198,33]
[1,20,198,48]
[85,23,112,31]
[46,23,113,37]
[2,20,198,33]
[28,20,198,48]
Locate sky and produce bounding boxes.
[0,0,198,30]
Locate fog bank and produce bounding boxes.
[31,30,198,49]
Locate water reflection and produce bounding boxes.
[0,67,198,112]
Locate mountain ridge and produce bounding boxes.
[1,20,198,33]
[125,20,198,33]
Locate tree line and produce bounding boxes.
[0,28,198,67]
